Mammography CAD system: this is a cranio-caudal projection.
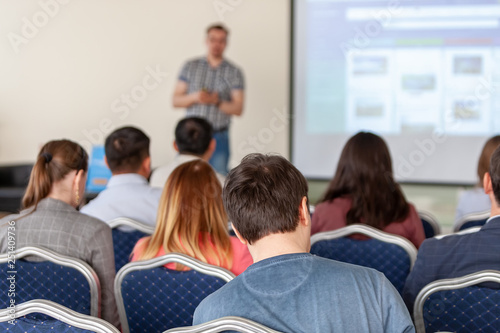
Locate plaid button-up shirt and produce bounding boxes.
[179,57,244,131]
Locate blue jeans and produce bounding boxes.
[209,129,229,175]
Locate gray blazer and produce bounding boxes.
[0,198,119,327]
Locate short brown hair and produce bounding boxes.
[490,146,500,205]
[223,154,309,244]
[477,135,500,187]
[105,126,150,173]
[206,23,229,36]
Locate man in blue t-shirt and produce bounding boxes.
[193,153,414,333]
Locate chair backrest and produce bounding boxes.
[0,299,120,333]
[414,270,500,333]
[0,246,100,317]
[418,211,441,238]
[108,217,155,272]
[310,224,417,294]
[163,316,281,333]
[115,253,235,333]
[454,210,490,232]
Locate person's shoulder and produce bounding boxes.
[419,229,478,253]
[184,57,206,67]
[310,254,384,279]
[74,211,110,231]
[193,276,242,322]
[222,58,242,71]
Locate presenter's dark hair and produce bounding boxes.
[206,23,229,36]
[478,135,500,187]
[23,140,88,209]
[490,145,500,205]
[175,117,213,156]
[320,132,409,229]
[105,126,150,173]
[223,154,309,244]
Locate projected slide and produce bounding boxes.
[293,0,500,182]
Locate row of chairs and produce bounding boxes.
[110,210,450,275]
[4,269,499,333]
[0,223,419,332]
[1,212,491,333]
[0,299,278,333]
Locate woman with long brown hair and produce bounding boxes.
[312,132,425,248]
[131,159,252,275]
[0,140,119,327]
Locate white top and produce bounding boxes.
[150,154,226,188]
[454,187,491,228]
[81,173,162,230]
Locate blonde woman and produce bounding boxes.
[131,160,252,275]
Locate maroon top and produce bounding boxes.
[311,196,425,248]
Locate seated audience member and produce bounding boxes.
[0,140,119,327]
[150,117,225,188]
[312,132,425,248]
[455,135,500,226]
[404,145,500,312]
[193,154,415,332]
[81,126,161,227]
[131,160,252,276]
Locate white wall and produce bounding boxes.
[0,0,290,169]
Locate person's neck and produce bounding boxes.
[207,54,223,68]
[247,233,309,263]
[491,205,500,218]
[47,193,74,208]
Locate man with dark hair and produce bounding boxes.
[172,23,244,176]
[193,153,414,332]
[403,145,500,312]
[150,117,225,188]
[81,126,161,228]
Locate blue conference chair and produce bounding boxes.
[454,210,490,232]
[418,211,441,238]
[414,270,500,333]
[108,217,155,272]
[163,316,281,333]
[310,224,417,294]
[0,299,119,333]
[115,253,235,333]
[0,246,100,317]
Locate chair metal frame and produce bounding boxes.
[454,210,490,232]
[418,210,441,237]
[310,224,417,269]
[163,316,281,333]
[107,217,155,234]
[114,252,235,333]
[0,246,100,317]
[0,299,119,333]
[413,270,500,333]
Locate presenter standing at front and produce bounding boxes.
[172,24,245,175]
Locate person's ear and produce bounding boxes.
[173,141,179,152]
[208,138,216,154]
[299,196,310,227]
[104,156,109,169]
[142,156,151,176]
[203,139,216,161]
[231,223,247,245]
[484,172,493,195]
[73,169,83,189]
